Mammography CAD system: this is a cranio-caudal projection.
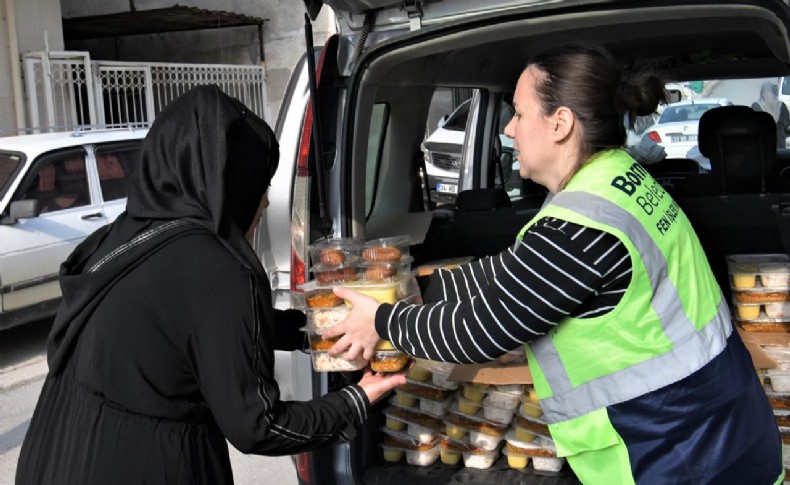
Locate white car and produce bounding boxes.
[422,99,516,199]
[643,98,733,159]
[0,127,148,330]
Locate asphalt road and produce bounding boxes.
[0,320,298,485]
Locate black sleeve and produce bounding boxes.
[273,309,307,351]
[782,104,790,134]
[188,272,370,455]
[374,218,631,364]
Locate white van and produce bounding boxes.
[257,1,790,483]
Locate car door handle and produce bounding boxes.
[81,212,104,220]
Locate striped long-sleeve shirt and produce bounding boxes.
[374,217,633,364]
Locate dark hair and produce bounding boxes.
[528,42,668,162]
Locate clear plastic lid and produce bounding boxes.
[388,395,451,419]
[308,351,367,372]
[383,405,444,430]
[448,402,510,430]
[728,254,790,290]
[504,431,557,457]
[398,380,456,403]
[362,236,411,262]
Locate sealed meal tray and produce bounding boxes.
[383,406,443,444]
[309,350,367,372]
[733,302,790,321]
[438,436,476,466]
[736,316,790,332]
[388,395,447,420]
[305,306,350,332]
[504,432,565,472]
[768,368,790,393]
[380,433,439,466]
[728,254,790,290]
[358,256,413,282]
[362,236,411,263]
[308,238,363,268]
[766,390,790,410]
[513,411,552,443]
[301,282,345,308]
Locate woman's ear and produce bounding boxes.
[552,107,575,142]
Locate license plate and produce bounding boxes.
[670,134,696,143]
[437,183,458,194]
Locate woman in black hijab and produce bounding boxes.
[16,85,405,484]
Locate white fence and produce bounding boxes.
[21,51,269,133]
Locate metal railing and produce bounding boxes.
[20,51,269,134]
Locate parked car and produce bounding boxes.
[0,127,147,330]
[643,98,733,159]
[258,1,790,483]
[422,99,517,201]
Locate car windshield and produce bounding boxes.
[0,151,23,200]
[658,103,720,123]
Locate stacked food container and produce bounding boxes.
[730,254,790,331]
[300,236,415,373]
[379,359,566,473]
[728,254,790,476]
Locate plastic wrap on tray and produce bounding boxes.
[383,406,443,443]
[728,254,790,290]
[512,411,552,443]
[380,432,439,465]
[308,351,367,372]
[504,432,565,472]
[358,256,413,282]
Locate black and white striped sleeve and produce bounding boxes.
[421,253,508,303]
[375,217,632,364]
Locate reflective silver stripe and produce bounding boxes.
[552,191,696,347]
[532,190,732,423]
[88,219,190,273]
[537,299,732,423]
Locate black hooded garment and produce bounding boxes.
[16,85,370,485]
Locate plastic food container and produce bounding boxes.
[735,314,790,332]
[394,389,417,407]
[766,303,790,319]
[462,448,500,469]
[395,383,454,416]
[456,395,484,416]
[775,409,790,428]
[502,448,529,470]
[495,384,524,394]
[400,380,455,403]
[483,389,522,410]
[462,383,490,402]
[309,351,367,372]
[306,306,350,331]
[767,390,790,410]
[311,262,359,285]
[383,406,443,443]
[505,432,565,472]
[483,403,517,425]
[520,391,543,418]
[444,411,507,450]
[308,238,362,268]
[513,412,552,442]
[733,290,790,305]
[407,364,432,382]
[303,287,345,308]
[362,236,411,263]
[370,350,410,373]
[305,331,339,351]
[727,254,790,289]
[359,256,413,282]
[431,370,460,390]
[438,437,474,466]
[340,273,415,305]
[769,371,790,393]
[418,360,456,375]
[380,433,439,466]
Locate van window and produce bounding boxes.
[0,152,23,199]
[422,87,477,205]
[365,103,390,217]
[18,151,90,214]
[95,143,142,201]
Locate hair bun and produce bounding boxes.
[615,72,668,125]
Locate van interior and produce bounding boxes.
[300,2,790,483]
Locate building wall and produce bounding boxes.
[0,0,64,132]
[63,0,335,122]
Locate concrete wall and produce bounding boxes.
[63,0,335,122]
[0,0,64,133]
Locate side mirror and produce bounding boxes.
[1,200,40,225]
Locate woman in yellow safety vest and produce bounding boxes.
[325,42,783,484]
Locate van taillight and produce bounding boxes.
[647,131,662,143]
[295,452,311,483]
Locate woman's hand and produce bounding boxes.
[323,287,381,361]
[357,368,408,404]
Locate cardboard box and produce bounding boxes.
[448,362,532,385]
[415,257,474,277]
[737,327,781,369]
